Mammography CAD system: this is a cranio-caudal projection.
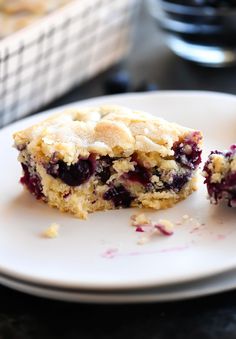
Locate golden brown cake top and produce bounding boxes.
[13,105,199,164]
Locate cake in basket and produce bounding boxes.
[13,105,203,219]
[0,0,71,38]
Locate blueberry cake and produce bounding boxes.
[0,0,71,38]
[203,145,236,206]
[13,105,203,219]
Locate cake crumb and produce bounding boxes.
[155,219,174,235]
[131,213,174,244]
[182,214,189,220]
[137,236,151,245]
[42,223,60,239]
[130,213,151,226]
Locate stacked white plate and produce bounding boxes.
[1,91,236,303]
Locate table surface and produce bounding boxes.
[2,3,236,339]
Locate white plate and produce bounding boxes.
[1,91,236,291]
[1,268,236,303]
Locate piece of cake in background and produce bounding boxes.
[0,0,71,38]
[203,145,236,207]
[13,105,203,219]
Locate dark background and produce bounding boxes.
[2,3,236,339]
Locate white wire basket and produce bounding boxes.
[0,0,140,127]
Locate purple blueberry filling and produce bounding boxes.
[204,172,236,206]
[173,134,202,170]
[124,165,151,186]
[43,146,197,203]
[95,156,112,183]
[103,185,134,207]
[46,157,95,186]
[20,163,44,199]
[58,160,93,186]
[165,173,190,192]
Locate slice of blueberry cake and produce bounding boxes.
[203,145,236,207]
[13,105,203,219]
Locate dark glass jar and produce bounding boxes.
[148,0,236,66]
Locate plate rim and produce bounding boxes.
[1,267,236,303]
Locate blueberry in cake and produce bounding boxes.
[203,145,236,207]
[13,105,203,219]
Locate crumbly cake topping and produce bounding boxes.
[14,105,197,164]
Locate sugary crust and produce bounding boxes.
[14,105,197,164]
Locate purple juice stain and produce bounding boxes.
[103,185,134,208]
[20,163,44,199]
[101,245,189,259]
